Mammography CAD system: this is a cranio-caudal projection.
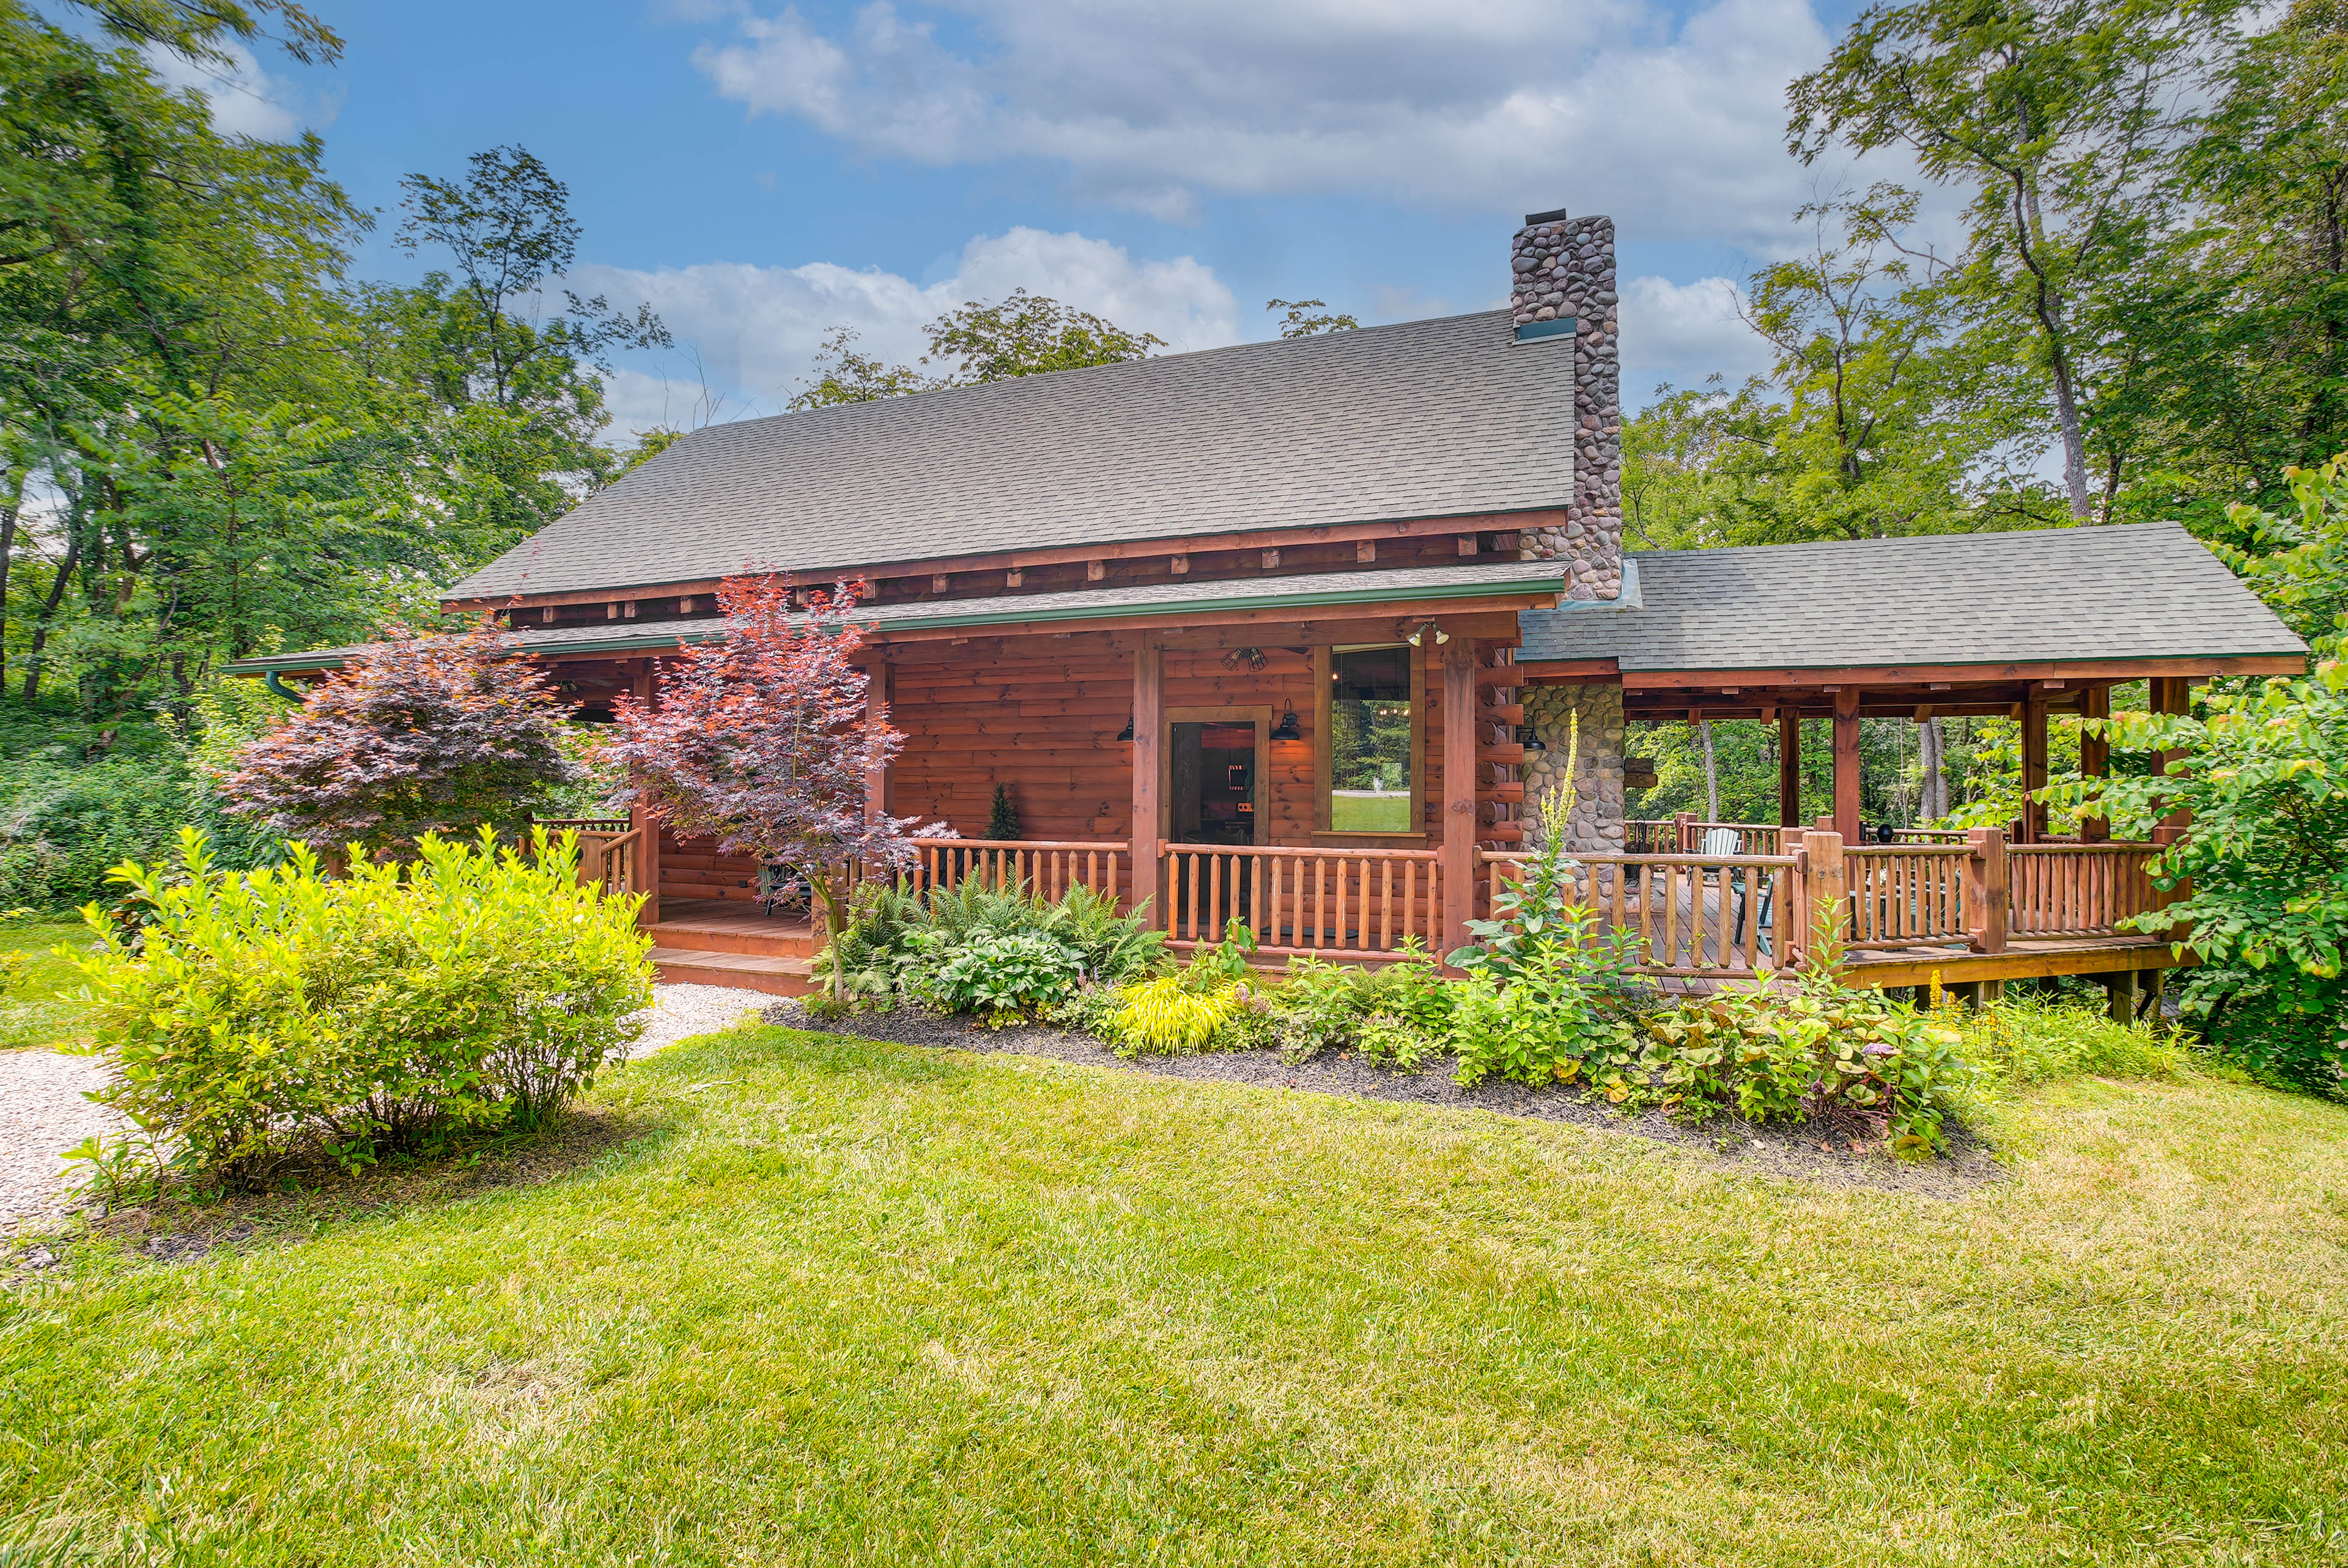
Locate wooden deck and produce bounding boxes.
[1842,935,2180,988]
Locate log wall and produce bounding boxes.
[657,627,1499,901]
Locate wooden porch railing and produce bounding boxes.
[1483,850,1801,976]
[1626,815,1785,856]
[910,837,1128,904]
[1844,844,1972,949]
[1161,844,1443,959]
[2007,842,2162,938]
[534,818,648,902]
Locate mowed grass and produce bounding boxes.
[1329,792,1412,833]
[5,1025,2347,1566]
[0,917,94,1050]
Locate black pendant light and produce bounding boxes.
[1271,704,1301,742]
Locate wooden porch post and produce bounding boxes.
[1778,710,1801,828]
[2021,689,2050,844]
[1441,641,1479,960]
[2151,676,2193,836]
[630,659,662,929]
[864,660,890,824]
[1803,827,1848,954]
[1129,639,1164,924]
[1831,688,1862,845]
[1962,826,2007,954]
[2078,684,2110,842]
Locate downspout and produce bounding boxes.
[264,671,306,703]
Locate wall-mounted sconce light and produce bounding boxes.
[1117,713,1135,742]
[1515,724,1546,752]
[1404,621,1451,647]
[1271,704,1301,742]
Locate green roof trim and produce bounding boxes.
[226,561,1570,675]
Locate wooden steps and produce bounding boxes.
[648,946,816,997]
[645,898,821,995]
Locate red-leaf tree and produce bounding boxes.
[223,618,582,857]
[601,574,922,960]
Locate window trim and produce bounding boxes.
[1312,643,1426,838]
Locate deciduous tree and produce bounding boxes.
[601,575,927,965]
[220,619,578,856]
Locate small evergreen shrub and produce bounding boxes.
[73,827,654,1186]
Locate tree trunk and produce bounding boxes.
[1920,717,1948,820]
[1699,720,1719,820]
[21,529,81,705]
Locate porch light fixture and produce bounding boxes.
[1516,725,1546,752]
[1271,704,1302,742]
[1117,713,1135,742]
[1405,621,1450,647]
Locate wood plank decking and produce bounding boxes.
[647,899,817,996]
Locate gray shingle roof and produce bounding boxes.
[1516,522,2305,672]
[445,310,1572,602]
[235,559,1566,672]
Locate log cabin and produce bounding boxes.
[234,207,2308,1006]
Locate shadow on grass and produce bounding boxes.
[71,1104,679,1269]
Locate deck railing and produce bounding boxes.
[1482,850,1800,976]
[2007,842,2162,938]
[1844,844,1972,948]
[1161,844,1443,959]
[533,818,648,902]
[910,837,1128,904]
[750,823,2179,980]
[1626,815,1785,856]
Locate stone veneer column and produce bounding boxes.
[1518,685,1625,855]
[1510,210,1622,603]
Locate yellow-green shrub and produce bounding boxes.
[1104,973,1239,1056]
[73,826,653,1185]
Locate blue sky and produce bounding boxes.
[174,0,1892,438]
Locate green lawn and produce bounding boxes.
[0,917,92,1051]
[5,1023,2346,1565]
[1330,790,1412,832]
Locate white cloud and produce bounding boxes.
[141,42,334,141]
[684,0,1833,242]
[1618,274,1771,405]
[572,226,1240,440]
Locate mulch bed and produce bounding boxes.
[762,1002,2009,1198]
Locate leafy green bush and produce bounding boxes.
[1641,989,1972,1155]
[909,929,1085,1026]
[73,827,653,1186]
[1450,903,1650,1091]
[819,877,1165,1015]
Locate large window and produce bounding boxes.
[1318,644,1419,834]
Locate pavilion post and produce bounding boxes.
[2021,689,2050,843]
[1962,826,2007,954]
[2151,676,2193,837]
[1130,640,1164,926]
[2078,684,2110,842]
[1831,688,1862,845]
[630,659,662,929]
[1440,641,1479,960]
[1778,710,1801,828]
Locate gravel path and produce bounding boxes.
[0,984,766,1242]
[764,1002,2007,1198]
[0,1049,119,1242]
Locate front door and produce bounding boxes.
[1169,721,1257,845]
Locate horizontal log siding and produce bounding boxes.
[887,634,1337,843]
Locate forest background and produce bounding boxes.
[3,0,2347,906]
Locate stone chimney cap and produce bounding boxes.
[1523,207,1571,225]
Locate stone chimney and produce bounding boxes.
[1510,208,1621,602]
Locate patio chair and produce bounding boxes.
[1699,826,1751,956]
